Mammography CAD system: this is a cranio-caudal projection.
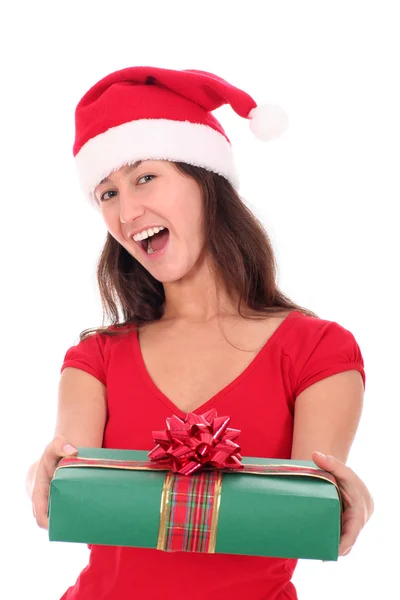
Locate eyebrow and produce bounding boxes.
[98,160,143,186]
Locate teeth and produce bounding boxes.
[132,226,165,242]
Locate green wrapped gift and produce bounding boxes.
[48,447,343,561]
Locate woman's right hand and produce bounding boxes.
[31,436,78,530]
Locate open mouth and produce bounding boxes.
[136,228,170,255]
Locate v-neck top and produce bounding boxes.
[59,310,365,600]
[131,310,304,419]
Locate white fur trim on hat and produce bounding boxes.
[75,119,240,210]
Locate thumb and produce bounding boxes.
[312,451,330,466]
[312,451,351,483]
[311,451,339,472]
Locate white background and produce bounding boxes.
[2,1,399,598]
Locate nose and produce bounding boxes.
[118,187,146,224]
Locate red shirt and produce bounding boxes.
[59,310,365,600]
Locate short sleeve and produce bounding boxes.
[292,321,366,398]
[61,333,106,385]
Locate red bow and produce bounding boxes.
[148,409,243,475]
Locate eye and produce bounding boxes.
[137,174,155,185]
[99,190,117,202]
[98,174,155,202]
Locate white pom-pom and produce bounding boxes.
[248,104,288,141]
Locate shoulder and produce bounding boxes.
[276,310,364,368]
[61,323,138,384]
[281,310,358,342]
[279,311,365,392]
[68,323,138,354]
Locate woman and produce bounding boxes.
[27,66,374,600]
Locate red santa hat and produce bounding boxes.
[73,66,288,210]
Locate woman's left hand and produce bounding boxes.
[311,451,374,557]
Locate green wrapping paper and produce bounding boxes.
[48,448,342,561]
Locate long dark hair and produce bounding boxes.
[79,162,318,341]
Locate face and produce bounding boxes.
[94,160,206,283]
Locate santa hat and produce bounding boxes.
[73,66,288,210]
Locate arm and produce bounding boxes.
[27,367,107,527]
[53,367,107,447]
[291,369,364,462]
[291,369,373,556]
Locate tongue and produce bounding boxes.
[150,229,169,252]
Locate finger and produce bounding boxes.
[32,438,77,529]
[43,437,78,478]
[338,512,365,556]
[32,476,50,529]
[312,451,354,485]
[50,436,78,460]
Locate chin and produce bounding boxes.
[150,269,190,284]
[145,259,198,284]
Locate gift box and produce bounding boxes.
[49,446,343,561]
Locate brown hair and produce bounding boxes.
[79,162,319,341]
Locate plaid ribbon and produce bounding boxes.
[56,456,342,553]
[56,457,339,491]
[158,470,222,552]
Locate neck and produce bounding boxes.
[161,257,240,323]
